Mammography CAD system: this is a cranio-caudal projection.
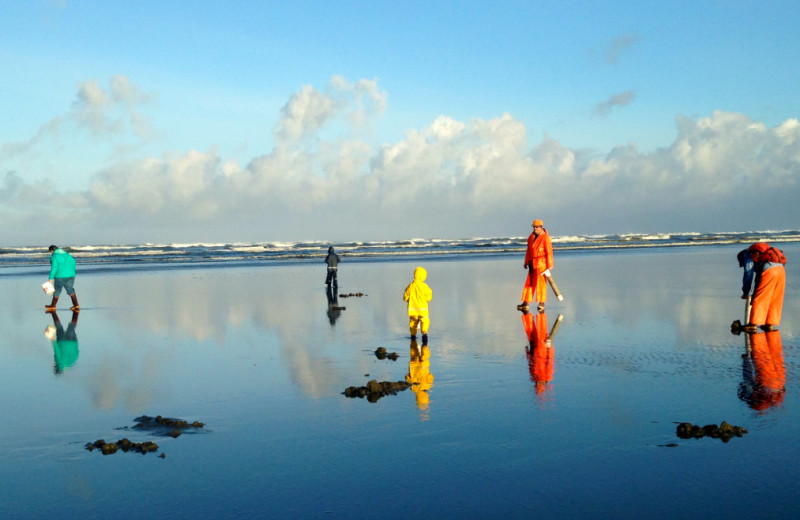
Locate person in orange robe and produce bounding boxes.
[522,310,554,395]
[738,242,786,332]
[520,219,554,312]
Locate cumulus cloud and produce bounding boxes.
[275,75,386,142]
[1,75,153,159]
[72,75,154,137]
[594,90,635,116]
[606,34,641,64]
[2,76,799,245]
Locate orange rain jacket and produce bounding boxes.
[522,229,554,303]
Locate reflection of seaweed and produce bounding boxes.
[676,421,748,442]
[344,380,411,402]
[339,292,366,298]
[375,347,398,361]
[131,415,205,438]
[85,415,206,456]
[85,438,161,456]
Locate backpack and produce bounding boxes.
[748,243,787,264]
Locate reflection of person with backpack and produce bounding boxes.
[738,242,786,332]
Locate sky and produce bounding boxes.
[1,0,799,246]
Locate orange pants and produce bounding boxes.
[521,268,547,303]
[749,266,785,326]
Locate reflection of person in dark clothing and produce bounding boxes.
[326,285,342,326]
[739,330,786,412]
[325,246,340,288]
[47,310,80,374]
[522,310,555,396]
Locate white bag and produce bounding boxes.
[42,280,55,295]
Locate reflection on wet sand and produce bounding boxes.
[739,330,786,412]
[46,310,80,375]
[326,286,343,326]
[406,337,434,418]
[522,311,563,397]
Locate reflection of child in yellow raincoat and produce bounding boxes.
[405,339,434,409]
[403,266,433,337]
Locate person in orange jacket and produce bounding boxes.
[738,242,786,332]
[403,266,433,339]
[520,219,554,312]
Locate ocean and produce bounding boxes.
[2,229,798,273]
[1,233,798,518]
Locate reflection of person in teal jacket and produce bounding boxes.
[48,310,80,374]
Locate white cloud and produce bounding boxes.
[595,90,635,116]
[2,77,799,245]
[274,75,387,142]
[1,75,153,159]
[606,34,641,64]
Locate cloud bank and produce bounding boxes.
[1,75,798,245]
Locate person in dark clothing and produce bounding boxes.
[325,246,340,288]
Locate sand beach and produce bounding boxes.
[1,243,798,518]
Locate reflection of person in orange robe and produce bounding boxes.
[739,331,786,411]
[406,337,434,412]
[520,219,554,312]
[522,311,554,394]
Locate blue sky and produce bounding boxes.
[1,0,799,245]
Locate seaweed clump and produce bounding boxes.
[344,379,411,402]
[676,421,748,442]
[84,415,205,456]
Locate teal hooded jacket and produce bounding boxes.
[49,248,77,279]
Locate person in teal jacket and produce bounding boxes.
[46,245,79,312]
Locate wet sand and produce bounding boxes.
[1,244,798,518]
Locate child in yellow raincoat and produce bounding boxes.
[403,266,433,338]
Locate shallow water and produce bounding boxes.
[1,245,798,518]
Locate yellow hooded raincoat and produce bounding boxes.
[403,266,433,334]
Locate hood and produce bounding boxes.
[413,266,427,282]
[748,242,769,257]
